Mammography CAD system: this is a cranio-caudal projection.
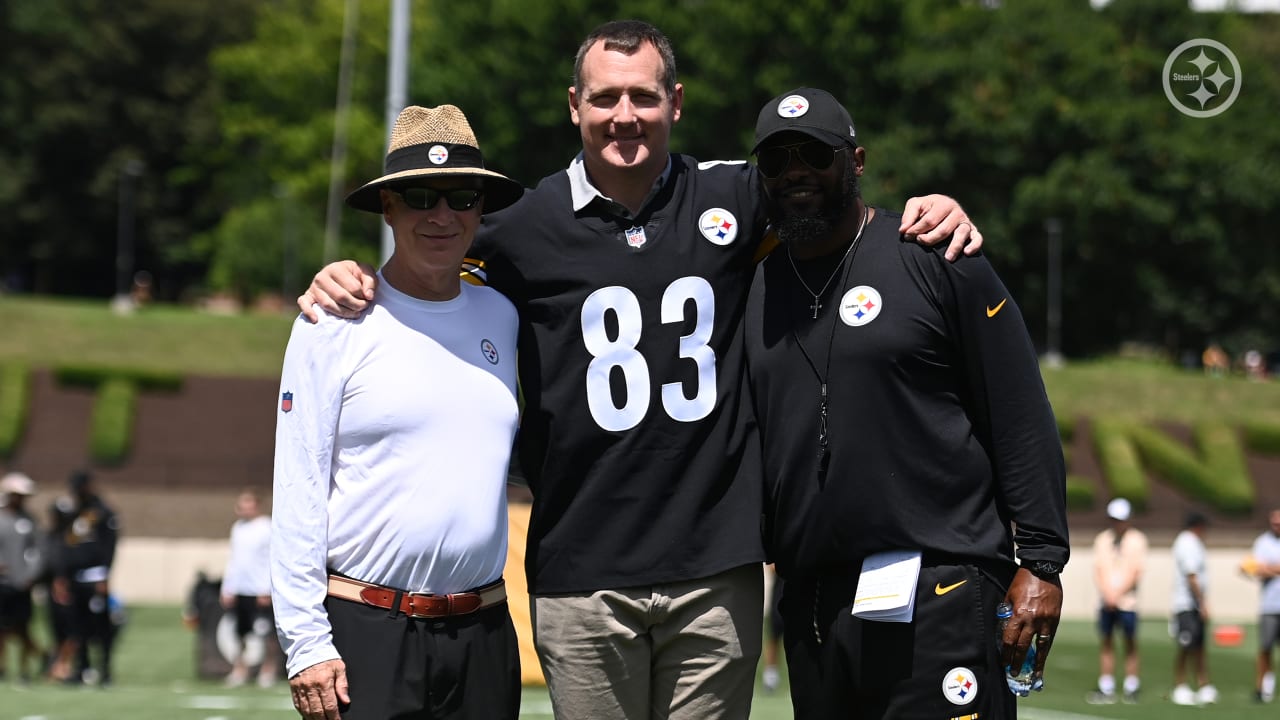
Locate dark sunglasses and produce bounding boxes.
[756,141,846,179]
[395,187,484,211]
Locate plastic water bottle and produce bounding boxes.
[995,602,1039,696]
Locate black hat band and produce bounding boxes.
[385,142,485,174]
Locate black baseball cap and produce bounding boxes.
[752,87,860,154]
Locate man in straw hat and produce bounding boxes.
[272,104,524,720]
[0,472,45,684]
[299,19,983,719]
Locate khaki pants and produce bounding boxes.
[532,563,763,719]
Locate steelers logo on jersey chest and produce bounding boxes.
[698,208,738,246]
[839,285,882,327]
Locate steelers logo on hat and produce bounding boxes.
[428,145,449,165]
[777,95,810,118]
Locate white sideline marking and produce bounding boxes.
[1022,709,1111,720]
[181,695,294,711]
[184,696,239,709]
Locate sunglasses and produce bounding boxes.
[395,187,484,211]
[755,141,846,179]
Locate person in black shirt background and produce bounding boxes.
[47,469,120,686]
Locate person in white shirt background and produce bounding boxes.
[1244,508,1280,703]
[1170,511,1215,706]
[221,488,276,688]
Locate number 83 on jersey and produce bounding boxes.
[581,276,717,432]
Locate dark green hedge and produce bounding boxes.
[88,378,136,465]
[0,363,31,459]
[1065,475,1095,510]
[1243,419,1280,455]
[1091,416,1148,510]
[1127,421,1253,515]
[54,364,183,392]
[53,364,182,466]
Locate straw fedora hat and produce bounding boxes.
[345,104,523,214]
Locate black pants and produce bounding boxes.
[69,581,116,683]
[326,596,520,720]
[782,562,1018,720]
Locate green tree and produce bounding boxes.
[0,0,259,299]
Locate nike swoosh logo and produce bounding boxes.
[934,580,968,596]
[986,298,1008,318]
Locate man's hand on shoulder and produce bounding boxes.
[289,658,349,720]
[296,260,378,322]
[900,194,984,262]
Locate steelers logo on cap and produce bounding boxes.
[428,145,449,165]
[777,95,810,118]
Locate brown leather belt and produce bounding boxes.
[327,575,506,618]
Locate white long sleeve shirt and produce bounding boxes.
[271,278,519,677]
[222,515,272,596]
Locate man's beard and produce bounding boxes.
[774,166,860,250]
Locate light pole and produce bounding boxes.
[1044,217,1064,368]
[382,0,410,264]
[114,159,144,311]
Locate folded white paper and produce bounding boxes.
[852,550,922,622]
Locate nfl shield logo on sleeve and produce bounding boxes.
[281,391,293,413]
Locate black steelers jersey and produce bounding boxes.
[467,155,769,594]
[744,209,1069,581]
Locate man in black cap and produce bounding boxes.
[47,469,120,685]
[742,87,1068,719]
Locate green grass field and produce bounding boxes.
[0,605,1269,719]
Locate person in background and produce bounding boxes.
[1245,508,1280,703]
[1087,497,1147,704]
[221,488,277,688]
[47,469,121,686]
[1171,511,1214,706]
[0,472,45,684]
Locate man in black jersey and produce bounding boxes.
[300,22,984,720]
[743,87,1068,719]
